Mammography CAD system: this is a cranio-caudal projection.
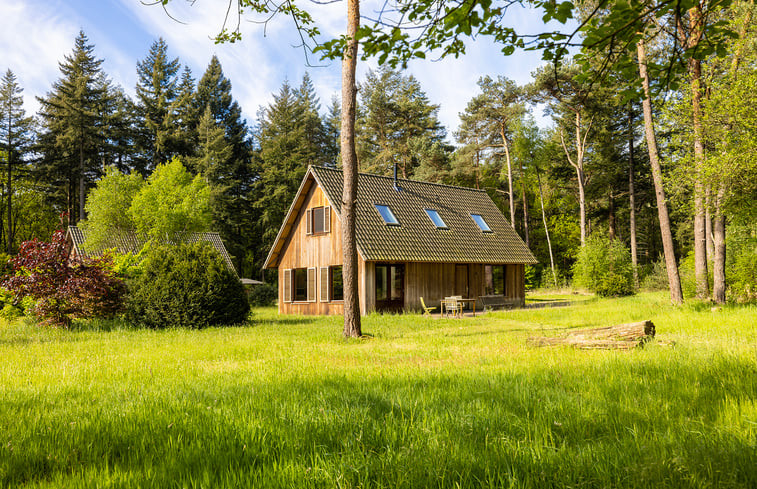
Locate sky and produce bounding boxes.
[0,0,565,139]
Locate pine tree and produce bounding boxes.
[295,72,326,166]
[170,66,199,159]
[322,96,341,167]
[135,38,180,173]
[36,31,110,224]
[357,66,446,178]
[0,69,34,252]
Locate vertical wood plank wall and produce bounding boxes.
[278,185,345,315]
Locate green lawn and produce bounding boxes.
[1,292,755,488]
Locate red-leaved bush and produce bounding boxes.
[2,230,126,327]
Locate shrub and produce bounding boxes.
[2,231,127,327]
[572,234,635,297]
[248,282,277,307]
[126,241,249,328]
[640,257,670,292]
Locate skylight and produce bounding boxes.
[470,214,492,232]
[424,209,448,229]
[374,204,400,225]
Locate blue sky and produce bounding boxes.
[1,0,564,138]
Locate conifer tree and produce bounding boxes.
[170,66,199,159]
[322,96,341,167]
[36,31,110,224]
[0,69,34,252]
[135,38,180,173]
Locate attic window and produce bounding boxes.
[471,213,492,233]
[424,209,448,229]
[374,204,400,226]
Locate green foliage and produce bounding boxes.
[640,257,670,292]
[129,157,212,241]
[126,241,249,329]
[80,167,144,251]
[726,223,757,303]
[572,234,634,297]
[247,282,277,307]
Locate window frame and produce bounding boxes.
[293,268,308,302]
[424,208,448,229]
[470,213,493,233]
[374,204,400,226]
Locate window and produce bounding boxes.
[374,204,400,225]
[485,265,506,295]
[424,208,448,229]
[306,206,331,235]
[293,268,308,301]
[470,213,492,232]
[331,266,344,301]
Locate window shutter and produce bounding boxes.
[283,269,292,303]
[320,267,330,302]
[306,209,313,235]
[324,206,331,233]
[307,267,317,302]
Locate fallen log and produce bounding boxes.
[527,320,656,350]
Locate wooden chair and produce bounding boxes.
[442,297,462,319]
[420,297,437,317]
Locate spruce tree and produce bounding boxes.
[0,69,34,252]
[36,31,110,224]
[170,66,199,159]
[135,38,180,173]
[322,96,341,167]
[194,55,254,275]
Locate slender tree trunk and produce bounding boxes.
[535,163,557,287]
[6,107,12,254]
[608,190,616,239]
[559,111,591,246]
[500,125,515,227]
[628,104,639,289]
[705,194,714,261]
[637,40,683,305]
[520,159,530,247]
[341,0,362,338]
[79,141,86,222]
[712,186,726,304]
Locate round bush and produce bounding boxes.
[248,282,277,307]
[572,235,635,297]
[126,241,249,328]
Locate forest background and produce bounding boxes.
[1,0,756,304]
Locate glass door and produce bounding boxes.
[375,263,405,313]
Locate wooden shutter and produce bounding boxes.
[306,209,313,235]
[323,206,331,233]
[283,269,292,303]
[307,267,317,302]
[320,267,330,302]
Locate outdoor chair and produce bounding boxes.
[420,297,436,317]
[443,297,462,319]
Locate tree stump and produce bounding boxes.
[527,320,656,349]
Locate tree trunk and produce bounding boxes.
[6,107,12,254]
[500,125,515,227]
[341,0,362,338]
[705,195,714,261]
[628,104,639,289]
[712,186,726,304]
[520,159,530,247]
[637,40,684,305]
[608,189,616,239]
[535,163,557,287]
[559,111,590,246]
[79,141,86,222]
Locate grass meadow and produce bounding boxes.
[0,292,755,488]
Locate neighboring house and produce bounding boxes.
[64,226,239,277]
[263,166,538,315]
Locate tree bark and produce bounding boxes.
[608,190,616,239]
[341,0,362,337]
[6,105,12,254]
[637,40,684,305]
[712,186,726,304]
[628,104,639,289]
[520,158,530,247]
[559,111,591,246]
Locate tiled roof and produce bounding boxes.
[266,166,537,266]
[65,226,238,275]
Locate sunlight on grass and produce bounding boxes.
[0,293,755,488]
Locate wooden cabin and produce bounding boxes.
[263,166,538,315]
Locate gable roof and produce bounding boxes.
[65,226,238,276]
[264,166,537,268]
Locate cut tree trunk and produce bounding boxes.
[527,320,656,349]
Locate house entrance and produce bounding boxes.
[375,263,405,313]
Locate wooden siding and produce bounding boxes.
[278,185,345,315]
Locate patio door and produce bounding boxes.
[375,263,405,313]
[455,264,469,297]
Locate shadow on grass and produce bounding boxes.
[3,353,755,488]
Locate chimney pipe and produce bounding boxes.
[393,163,401,191]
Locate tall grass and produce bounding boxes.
[0,293,755,488]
